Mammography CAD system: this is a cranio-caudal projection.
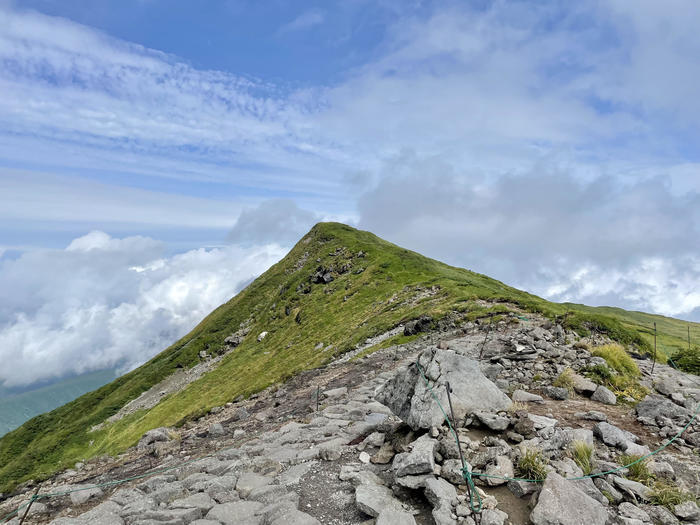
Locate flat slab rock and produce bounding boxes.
[530,472,607,525]
[376,348,512,430]
[355,483,406,518]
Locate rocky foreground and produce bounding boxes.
[2,313,699,525]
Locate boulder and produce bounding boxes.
[376,509,418,525]
[612,476,651,502]
[481,509,508,525]
[475,411,510,431]
[591,385,617,405]
[403,316,433,336]
[208,423,225,437]
[376,349,512,430]
[69,485,104,505]
[593,422,639,449]
[618,502,650,522]
[636,395,691,423]
[393,434,436,477]
[543,387,569,401]
[674,501,699,520]
[572,375,598,395]
[355,484,405,517]
[137,427,172,451]
[530,472,607,525]
[512,390,544,404]
[206,501,263,525]
[645,505,680,525]
[484,456,514,486]
[424,477,458,525]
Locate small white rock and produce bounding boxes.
[359,451,371,463]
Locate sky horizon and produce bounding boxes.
[1,0,699,390]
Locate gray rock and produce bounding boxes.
[636,395,691,423]
[481,509,508,525]
[572,375,598,395]
[425,477,458,525]
[231,407,250,421]
[575,411,607,422]
[170,493,216,513]
[591,385,617,405]
[654,377,678,396]
[355,484,405,517]
[376,509,418,525]
[512,390,544,403]
[645,505,680,525]
[206,501,263,525]
[140,508,204,523]
[508,479,538,497]
[394,474,434,490]
[674,501,699,520]
[440,459,469,486]
[79,502,124,525]
[530,472,607,525]
[484,456,514,486]
[69,485,104,505]
[137,427,172,451]
[612,476,651,502]
[593,422,639,449]
[248,485,298,507]
[543,387,569,400]
[393,434,437,476]
[150,483,186,504]
[593,478,623,503]
[323,387,348,398]
[475,411,510,431]
[235,472,273,498]
[209,423,225,437]
[268,510,321,525]
[619,502,650,521]
[375,349,512,430]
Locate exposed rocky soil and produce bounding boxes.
[2,312,699,525]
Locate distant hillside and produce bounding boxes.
[0,370,117,437]
[1,222,698,492]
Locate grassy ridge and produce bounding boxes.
[0,222,698,491]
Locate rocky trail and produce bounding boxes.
[2,312,699,525]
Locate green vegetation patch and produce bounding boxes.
[585,344,648,401]
[649,481,696,509]
[571,441,594,476]
[517,447,548,481]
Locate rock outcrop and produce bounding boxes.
[375,348,512,430]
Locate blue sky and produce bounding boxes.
[1,0,699,388]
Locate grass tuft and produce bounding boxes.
[553,368,576,394]
[618,454,653,484]
[517,447,548,481]
[648,481,695,509]
[592,344,640,378]
[571,441,594,475]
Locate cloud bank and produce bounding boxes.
[0,232,286,387]
[357,154,700,320]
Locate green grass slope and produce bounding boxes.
[0,222,698,492]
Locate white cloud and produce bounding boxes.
[227,199,320,245]
[0,232,286,388]
[279,9,325,34]
[356,153,700,321]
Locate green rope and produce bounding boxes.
[414,361,700,487]
[414,361,482,514]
